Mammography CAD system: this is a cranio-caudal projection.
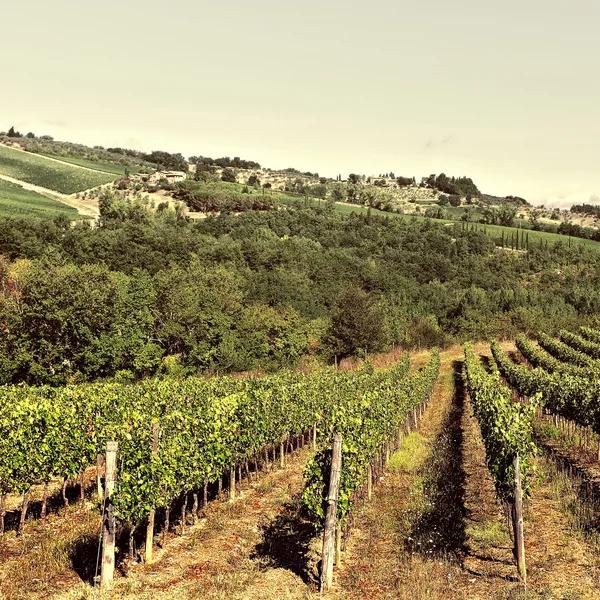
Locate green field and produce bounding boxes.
[0,146,117,193]
[0,179,81,220]
[42,154,140,176]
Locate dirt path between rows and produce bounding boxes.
[332,343,600,600]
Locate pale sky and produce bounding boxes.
[3,0,599,208]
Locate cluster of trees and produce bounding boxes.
[421,173,480,198]
[571,203,600,218]
[189,155,261,170]
[173,180,277,213]
[142,150,187,172]
[1,202,599,386]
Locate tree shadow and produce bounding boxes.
[253,497,318,585]
[404,360,467,561]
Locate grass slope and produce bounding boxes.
[0,146,117,193]
[0,179,81,220]
[42,154,141,176]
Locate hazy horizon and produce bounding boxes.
[3,0,599,209]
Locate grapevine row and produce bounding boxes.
[536,331,597,368]
[560,329,600,360]
[0,356,414,536]
[463,343,537,501]
[303,349,440,523]
[491,340,600,432]
[515,335,595,379]
[580,326,600,345]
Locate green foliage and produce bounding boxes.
[0,145,117,193]
[174,180,277,213]
[464,342,538,501]
[221,168,237,183]
[326,287,386,359]
[0,358,423,530]
[302,350,439,523]
[560,329,600,359]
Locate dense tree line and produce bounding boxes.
[173,180,277,213]
[1,204,599,385]
[189,155,261,170]
[571,203,600,218]
[421,173,480,197]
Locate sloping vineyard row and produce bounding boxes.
[491,340,600,433]
[560,329,600,360]
[516,335,597,379]
[536,331,598,369]
[0,354,420,537]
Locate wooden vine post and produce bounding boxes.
[146,423,159,564]
[320,433,342,593]
[512,453,526,585]
[101,441,118,589]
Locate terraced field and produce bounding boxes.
[0,145,117,193]
[0,179,81,220]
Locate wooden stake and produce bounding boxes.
[313,423,317,450]
[79,470,86,502]
[203,478,208,506]
[320,433,343,593]
[146,423,159,564]
[163,507,170,547]
[512,454,527,585]
[280,440,285,468]
[180,493,188,532]
[192,493,198,525]
[367,463,373,500]
[101,441,118,590]
[229,465,236,502]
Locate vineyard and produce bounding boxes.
[0,146,117,194]
[0,351,440,592]
[4,337,600,598]
[0,179,80,220]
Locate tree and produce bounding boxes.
[498,204,518,227]
[248,174,261,187]
[348,173,360,185]
[311,184,327,200]
[221,168,236,183]
[326,287,386,358]
[331,183,345,202]
[7,126,21,138]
